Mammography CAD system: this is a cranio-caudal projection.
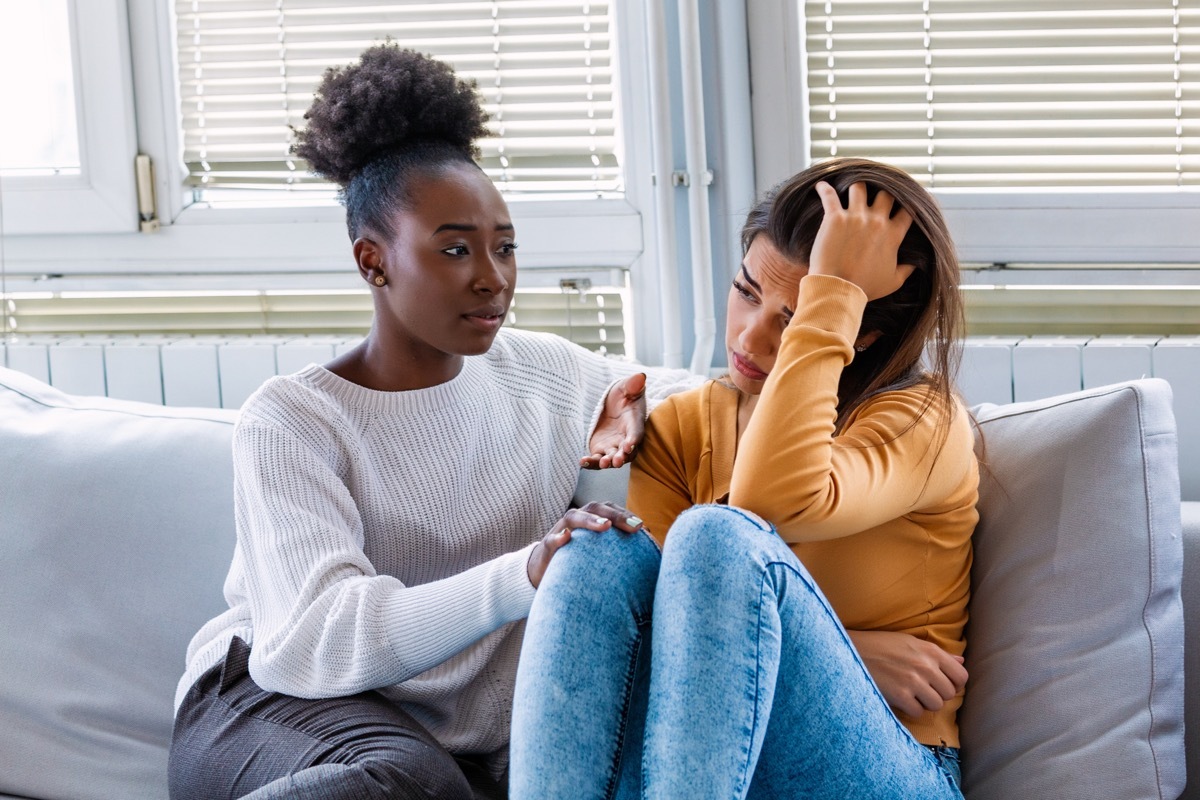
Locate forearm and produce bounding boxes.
[248,542,538,697]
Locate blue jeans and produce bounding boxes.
[510,505,965,800]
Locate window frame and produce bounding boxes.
[1,0,668,364]
[746,0,1200,272]
[0,0,140,235]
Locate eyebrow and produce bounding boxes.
[432,222,515,236]
[740,263,794,317]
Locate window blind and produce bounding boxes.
[2,286,627,355]
[804,1,1200,188]
[175,0,621,196]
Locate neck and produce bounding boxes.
[326,332,465,392]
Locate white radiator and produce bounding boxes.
[4,333,1198,499]
[960,335,1200,499]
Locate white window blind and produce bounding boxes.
[805,1,1200,188]
[2,287,626,355]
[175,0,621,196]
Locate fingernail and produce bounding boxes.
[625,515,643,528]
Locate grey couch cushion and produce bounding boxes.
[962,379,1185,800]
[1183,501,1200,800]
[0,367,238,800]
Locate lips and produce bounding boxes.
[731,351,768,381]
[462,304,507,331]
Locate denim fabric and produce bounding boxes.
[169,637,506,800]
[510,505,964,800]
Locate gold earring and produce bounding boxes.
[374,275,386,287]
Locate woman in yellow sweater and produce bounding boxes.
[510,158,977,799]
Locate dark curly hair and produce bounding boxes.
[293,44,490,241]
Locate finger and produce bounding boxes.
[621,372,647,400]
[813,181,843,217]
[941,656,969,692]
[564,507,614,533]
[846,181,868,211]
[890,205,915,238]
[872,188,896,216]
[893,694,925,720]
[927,669,958,703]
[544,527,573,556]
[580,501,644,532]
[913,683,946,713]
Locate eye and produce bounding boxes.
[732,279,756,302]
[497,242,519,257]
[442,244,469,257]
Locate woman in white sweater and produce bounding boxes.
[167,45,692,800]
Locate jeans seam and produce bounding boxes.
[604,620,646,800]
[731,569,774,798]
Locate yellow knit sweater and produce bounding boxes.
[628,274,979,747]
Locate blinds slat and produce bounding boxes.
[6,288,627,354]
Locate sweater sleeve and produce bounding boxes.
[728,274,970,543]
[233,419,537,699]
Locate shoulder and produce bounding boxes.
[646,379,723,440]
[846,383,976,460]
[235,369,356,453]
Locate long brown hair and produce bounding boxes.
[741,158,965,432]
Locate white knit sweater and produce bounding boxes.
[176,328,696,771]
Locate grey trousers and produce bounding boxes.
[168,637,507,800]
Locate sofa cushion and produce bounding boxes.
[0,367,238,800]
[961,379,1185,800]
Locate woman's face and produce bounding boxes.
[370,163,518,376]
[725,235,807,396]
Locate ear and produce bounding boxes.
[855,330,883,351]
[353,237,385,286]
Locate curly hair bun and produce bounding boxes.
[294,45,489,186]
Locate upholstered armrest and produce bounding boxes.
[1183,501,1200,800]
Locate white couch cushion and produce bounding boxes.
[962,379,1185,800]
[0,367,238,800]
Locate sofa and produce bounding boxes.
[0,364,1194,800]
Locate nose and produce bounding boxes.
[472,252,511,295]
[738,309,778,358]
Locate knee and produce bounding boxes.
[539,528,660,613]
[662,504,775,568]
[358,756,474,800]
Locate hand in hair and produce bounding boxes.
[581,373,647,470]
[809,180,916,301]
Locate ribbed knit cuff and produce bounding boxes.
[791,274,868,344]
[499,542,540,616]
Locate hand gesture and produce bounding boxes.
[526,501,645,587]
[581,372,647,470]
[809,181,916,301]
[848,629,968,718]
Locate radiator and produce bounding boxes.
[4,333,1198,499]
[960,335,1200,500]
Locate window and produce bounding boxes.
[0,0,139,234]
[748,0,1200,266]
[174,0,622,199]
[1,0,662,362]
[804,0,1198,189]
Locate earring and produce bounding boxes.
[854,344,867,352]
[373,275,386,287]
